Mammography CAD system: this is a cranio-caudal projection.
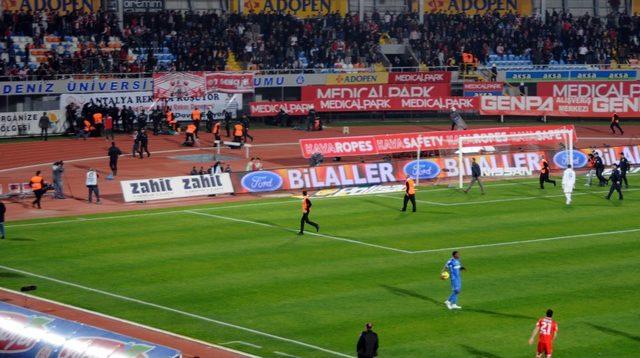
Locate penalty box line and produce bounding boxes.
[0,264,352,358]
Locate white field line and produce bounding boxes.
[185,210,412,254]
[220,341,263,349]
[0,265,351,358]
[0,287,258,358]
[378,188,639,207]
[410,228,640,254]
[274,351,300,358]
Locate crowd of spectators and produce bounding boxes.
[3,9,640,77]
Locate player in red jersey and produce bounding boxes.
[528,309,558,358]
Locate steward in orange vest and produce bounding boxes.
[298,190,319,235]
[402,177,416,212]
[212,121,221,147]
[191,108,201,138]
[93,112,103,136]
[185,122,197,145]
[233,123,244,143]
[30,170,45,209]
[539,156,556,189]
[166,110,176,131]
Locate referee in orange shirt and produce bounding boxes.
[401,176,417,212]
[298,190,319,235]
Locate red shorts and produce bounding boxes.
[537,340,553,356]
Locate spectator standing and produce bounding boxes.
[245,158,256,171]
[254,158,263,171]
[151,108,162,135]
[29,171,45,209]
[137,129,151,158]
[38,112,50,141]
[211,161,223,174]
[0,199,5,239]
[86,168,101,204]
[104,114,114,140]
[356,323,379,358]
[190,166,198,175]
[224,164,232,173]
[132,130,140,158]
[108,142,122,178]
[52,161,65,199]
[307,108,316,131]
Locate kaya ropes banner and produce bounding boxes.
[230,0,347,17]
[298,125,576,158]
[479,96,640,117]
[121,173,234,202]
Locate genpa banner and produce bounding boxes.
[121,173,234,202]
[298,125,576,158]
[0,110,66,138]
[60,91,241,121]
[479,96,640,117]
[0,301,180,357]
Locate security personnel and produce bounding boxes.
[585,153,596,186]
[212,120,221,147]
[356,323,379,358]
[107,142,122,177]
[402,176,417,212]
[205,107,214,133]
[539,155,556,189]
[223,110,232,137]
[298,190,319,235]
[30,170,45,209]
[619,153,630,188]
[191,107,202,138]
[233,122,244,144]
[606,164,623,200]
[610,113,624,135]
[93,112,103,137]
[166,109,176,132]
[594,152,607,186]
[185,122,197,145]
[137,129,151,158]
[241,114,254,142]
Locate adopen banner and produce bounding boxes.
[0,301,180,357]
[3,0,100,13]
[463,82,504,96]
[479,96,640,117]
[325,72,389,85]
[61,91,241,121]
[301,84,451,100]
[235,143,639,193]
[250,97,476,116]
[205,72,254,93]
[537,81,640,98]
[388,72,452,83]
[121,173,234,202]
[298,125,576,158]
[0,110,66,138]
[410,0,532,15]
[230,0,347,17]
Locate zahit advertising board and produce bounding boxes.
[60,92,241,121]
[121,173,234,202]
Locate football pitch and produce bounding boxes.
[2,178,639,357]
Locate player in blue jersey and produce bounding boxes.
[442,250,465,310]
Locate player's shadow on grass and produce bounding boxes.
[459,344,504,358]
[585,323,640,342]
[464,308,534,320]
[379,285,441,306]
[5,237,36,241]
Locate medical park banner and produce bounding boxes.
[60,91,242,121]
[121,173,234,202]
[230,0,347,17]
[410,0,532,15]
[0,110,66,138]
[479,96,640,117]
[234,144,640,193]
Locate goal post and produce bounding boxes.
[456,129,575,189]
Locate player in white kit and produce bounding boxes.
[562,164,576,205]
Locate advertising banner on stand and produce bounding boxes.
[537,81,640,97]
[153,72,206,99]
[388,72,452,83]
[121,173,234,202]
[463,82,504,96]
[206,73,254,93]
[0,110,66,138]
[298,125,575,158]
[301,84,451,100]
[61,92,241,121]
[479,96,640,117]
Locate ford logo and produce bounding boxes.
[241,171,283,192]
[553,150,588,169]
[403,160,441,180]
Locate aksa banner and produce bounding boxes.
[0,110,66,138]
[537,81,640,98]
[301,84,451,100]
[298,125,576,158]
[479,96,640,117]
[121,173,234,202]
[205,73,254,93]
[61,92,241,121]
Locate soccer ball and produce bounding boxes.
[440,271,450,280]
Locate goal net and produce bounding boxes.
[454,128,576,189]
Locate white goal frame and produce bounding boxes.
[456,129,575,189]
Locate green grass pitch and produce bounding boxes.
[2,178,639,357]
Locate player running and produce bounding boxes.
[298,190,319,235]
[562,164,575,205]
[442,250,465,310]
[529,309,558,358]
